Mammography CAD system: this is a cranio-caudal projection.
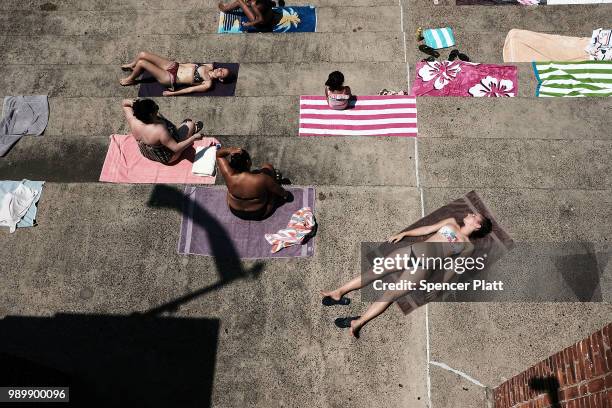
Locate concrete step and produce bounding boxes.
[0,0,398,11]
[0,135,417,186]
[417,97,612,140]
[0,62,408,98]
[0,7,401,35]
[418,137,612,189]
[0,181,427,407]
[422,187,612,241]
[0,32,405,64]
[406,4,611,34]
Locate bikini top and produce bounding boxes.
[438,225,465,255]
[193,64,206,84]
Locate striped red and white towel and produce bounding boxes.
[299,95,418,137]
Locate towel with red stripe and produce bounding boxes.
[265,207,316,253]
[298,95,418,137]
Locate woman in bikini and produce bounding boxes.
[216,147,291,221]
[218,0,279,31]
[321,213,492,338]
[119,51,232,96]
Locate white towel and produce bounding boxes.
[0,182,39,233]
[192,146,217,176]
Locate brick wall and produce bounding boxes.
[493,323,611,408]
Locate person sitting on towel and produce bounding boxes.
[120,51,232,96]
[325,71,352,110]
[122,98,204,164]
[218,0,280,32]
[217,147,291,221]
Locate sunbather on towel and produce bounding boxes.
[321,213,492,339]
[120,51,232,96]
[218,0,280,31]
[325,71,352,110]
[122,98,204,164]
[216,147,291,221]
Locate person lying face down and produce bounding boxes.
[122,98,204,164]
[216,147,292,221]
[218,0,279,31]
[321,212,493,339]
[120,51,232,96]
[324,71,352,110]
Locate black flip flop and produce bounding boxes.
[194,120,204,134]
[418,44,440,58]
[422,56,436,62]
[458,52,470,62]
[448,49,459,61]
[334,316,360,329]
[322,296,351,306]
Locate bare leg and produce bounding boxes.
[120,59,171,86]
[321,247,413,301]
[218,0,257,21]
[122,51,175,71]
[350,301,393,338]
[167,120,196,164]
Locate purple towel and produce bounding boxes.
[178,186,316,259]
[138,63,239,97]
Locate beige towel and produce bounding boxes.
[503,29,590,62]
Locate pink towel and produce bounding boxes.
[412,61,518,97]
[299,95,418,137]
[99,134,218,184]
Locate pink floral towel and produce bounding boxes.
[412,61,518,97]
[264,207,316,253]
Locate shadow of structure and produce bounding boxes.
[145,185,264,316]
[529,376,561,408]
[0,314,219,408]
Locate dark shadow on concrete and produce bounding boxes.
[0,313,219,408]
[145,185,264,316]
[529,376,561,408]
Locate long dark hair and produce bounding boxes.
[325,71,345,92]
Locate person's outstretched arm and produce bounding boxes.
[162,83,212,96]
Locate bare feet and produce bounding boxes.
[349,319,362,339]
[120,77,137,86]
[320,289,342,302]
[121,63,135,71]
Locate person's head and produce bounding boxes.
[132,98,159,124]
[229,150,252,172]
[211,67,233,83]
[325,71,345,92]
[463,212,492,238]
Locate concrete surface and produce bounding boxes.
[0,0,611,407]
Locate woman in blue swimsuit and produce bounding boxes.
[321,213,492,338]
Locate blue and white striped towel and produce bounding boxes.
[423,27,455,49]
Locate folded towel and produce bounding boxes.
[192,146,217,176]
[423,27,455,50]
[265,207,316,253]
[0,95,49,156]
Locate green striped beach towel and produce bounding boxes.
[533,61,612,97]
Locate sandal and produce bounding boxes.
[334,316,360,329]
[182,119,204,134]
[322,296,351,306]
[449,49,470,62]
[418,44,440,58]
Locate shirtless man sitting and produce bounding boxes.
[216,147,291,220]
[122,98,204,164]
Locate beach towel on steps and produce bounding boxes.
[0,180,44,233]
[533,61,612,97]
[412,61,518,97]
[99,134,219,184]
[265,207,316,253]
[299,95,418,137]
[0,95,49,157]
[218,6,316,33]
